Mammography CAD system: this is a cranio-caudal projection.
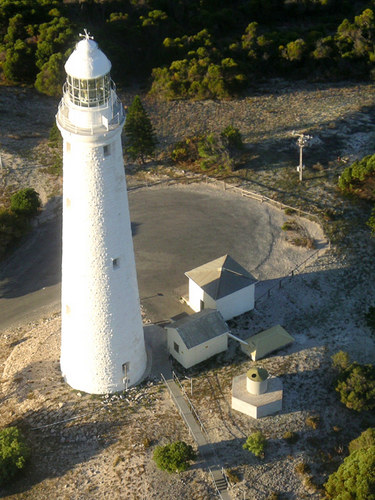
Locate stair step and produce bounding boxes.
[215,480,227,490]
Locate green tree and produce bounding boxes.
[124,95,157,163]
[153,441,196,473]
[2,39,35,83]
[220,125,244,151]
[243,431,267,458]
[35,16,74,70]
[0,427,30,486]
[324,446,375,499]
[335,362,375,412]
[10,188,41,217]
[35,52,65,97]
[331,350,351,372]
[349,428,375,454]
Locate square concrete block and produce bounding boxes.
[232,374,283,419]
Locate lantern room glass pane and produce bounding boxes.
[66,73,111,107]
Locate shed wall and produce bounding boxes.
[216,284,255,320]
[167,328,228,369]
[188,279,204,312]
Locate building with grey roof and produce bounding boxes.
[185,255,257,320]
[166,309,228,369]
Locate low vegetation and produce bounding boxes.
[152,441,196,473]
[1,1,375,99]
[171,126,244,174]
[0,426,30,486]
[0,188,41,260]
[324,429,375,499]
[332,351,375,412]
[282,431,299,444]
[338,153,375,235]
[10,188,41,216]
[242,431,267,458]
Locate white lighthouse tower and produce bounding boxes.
[56,31,147,394]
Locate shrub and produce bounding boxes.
[338,153,375,200]
[0,209,30,259]
[170,132,239,173]
[243,431,267,458]
[331,350,351,372]
[48,122,62,148]
[153,441,196,473]
[281,220,299,231]
[225,468,240,484]
[266,493,280,500]
[10,188,41,216]
[0,427,30,486]
[220,125,244,151]
[324,446,375,499]
[283,431,299,444]
[295,461,310,475]
[291,236,315,249]
[349,428,375,454]
[305,415,320,430]
[335,362,375,412]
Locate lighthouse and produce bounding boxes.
[56,31,147,394]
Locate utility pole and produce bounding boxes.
[292,131,312,182]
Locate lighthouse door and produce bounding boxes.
[122,362,130,390]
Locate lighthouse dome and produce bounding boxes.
[65,36,111,79]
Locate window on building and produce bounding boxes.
[65,305,71,314]
[66,198,71,208]
[112,257,119,269]
[103,145,110,157]
[66,142,71,152]
[174,342,179,353]
[66,73,111,108]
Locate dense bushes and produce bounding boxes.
[153,441,196,473]
[348,427,375,454]
[338,153,375,236]
[1,1,374,98]
[331,351,375,412]
[171,126,244,174]
[0,188,40,259]
[0,427,30,486]
[10,188,41,216]
[324,439,375,499]
[150,30,246,99]
[338,154,375,199]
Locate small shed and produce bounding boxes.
[166,309,229,369]
[241,325,295,361]
[185,255,257,321]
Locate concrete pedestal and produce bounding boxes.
[232,374,283,419]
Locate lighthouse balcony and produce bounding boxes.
[56,90,124,136]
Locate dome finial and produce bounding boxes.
[80,28,94,41]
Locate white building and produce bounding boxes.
[185,255,257,321]
[166,309,228,369]
[57,32,147,394]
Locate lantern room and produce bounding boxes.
[57,30,123,134]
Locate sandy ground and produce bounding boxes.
[1,82,375,499]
